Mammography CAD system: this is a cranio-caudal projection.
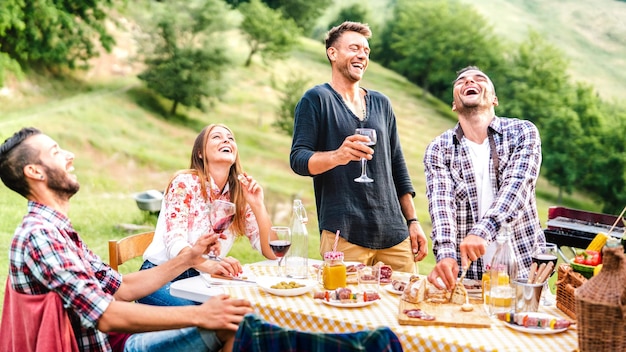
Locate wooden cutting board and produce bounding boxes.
[398,298,492,328]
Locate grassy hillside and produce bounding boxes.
[458,0,626,102]
[0,4,601,318]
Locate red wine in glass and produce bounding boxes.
[270,226,291,275]
[531,253,558,277]
[213,214,235,234]
[269,240,292,257]
[206,200,236,260]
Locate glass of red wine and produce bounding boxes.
[354,128,377,183]
[207,200,236,260]
[269,226,291,276]
[531,242,558,306]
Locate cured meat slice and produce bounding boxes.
[403,309,435,321]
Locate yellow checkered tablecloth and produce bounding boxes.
[223,264,579,352]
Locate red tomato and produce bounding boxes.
[585,250,602,266]
[574,254,586,264]
[574,250,602,266]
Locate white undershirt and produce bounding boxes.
[466,138,496,269]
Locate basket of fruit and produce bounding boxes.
[570,249,602,279]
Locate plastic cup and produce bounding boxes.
[357,266,380,294]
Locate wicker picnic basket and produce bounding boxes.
[574,244,626,351]
[556,263,586,319]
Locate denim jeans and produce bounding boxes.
[124,327,222,352]
[136,260,200,306]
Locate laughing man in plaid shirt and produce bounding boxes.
[0,127,253,352]
[424,66,545,291]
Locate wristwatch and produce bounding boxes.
[406,218,419,226]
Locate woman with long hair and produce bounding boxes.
[139,124,277,306]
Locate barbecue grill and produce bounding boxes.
[543,206,624,260]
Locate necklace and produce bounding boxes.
[358,95,366,120]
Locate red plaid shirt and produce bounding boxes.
[9,201,122,352]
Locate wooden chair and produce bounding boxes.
[108,231,155,271]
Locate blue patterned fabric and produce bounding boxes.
[232,313,404,352]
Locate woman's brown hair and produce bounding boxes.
[165,124,246,236]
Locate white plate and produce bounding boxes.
[321,298,378,308]
[502,312,569,334]
[257,276,317,297]
[384,284,403,295]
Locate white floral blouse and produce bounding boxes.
[143,173,261,265]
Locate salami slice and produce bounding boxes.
[403,308,436,321]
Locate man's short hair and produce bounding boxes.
[325,21,372,51]
[0,127,42,197]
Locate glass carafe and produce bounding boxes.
[285,199,309,279]
[488,223,518,316]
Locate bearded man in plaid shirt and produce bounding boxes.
[424,66,544,291]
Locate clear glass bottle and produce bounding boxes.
[285,199,309,279]
[488,223,518,316]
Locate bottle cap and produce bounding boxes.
[324,251,344,261]
[606,236,620,248]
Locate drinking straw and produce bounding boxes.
[333,230,340,252]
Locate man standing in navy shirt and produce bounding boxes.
[290,21,428,272]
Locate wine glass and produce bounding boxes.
[354,128,377,183]
[269,226,291,276]
[206,200,236,260]
[530,242,558,306]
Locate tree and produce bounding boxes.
[271,73,310,136]
[496,31,571,127]
[327,4,370,29]
[138,0,234,115]
[570,85,626,213]
[262,0,331,34]
[239,0,300,67]
[539,105,584,202]
[0,0,115,74]
[378,0,502,101]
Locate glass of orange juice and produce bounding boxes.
[320,251,346,290]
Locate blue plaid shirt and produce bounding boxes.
[233,313,404,352]
[424,116,544,280]
[9,201,122,352]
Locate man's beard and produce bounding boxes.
[454,97,484,116]
[42,164,80,199]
